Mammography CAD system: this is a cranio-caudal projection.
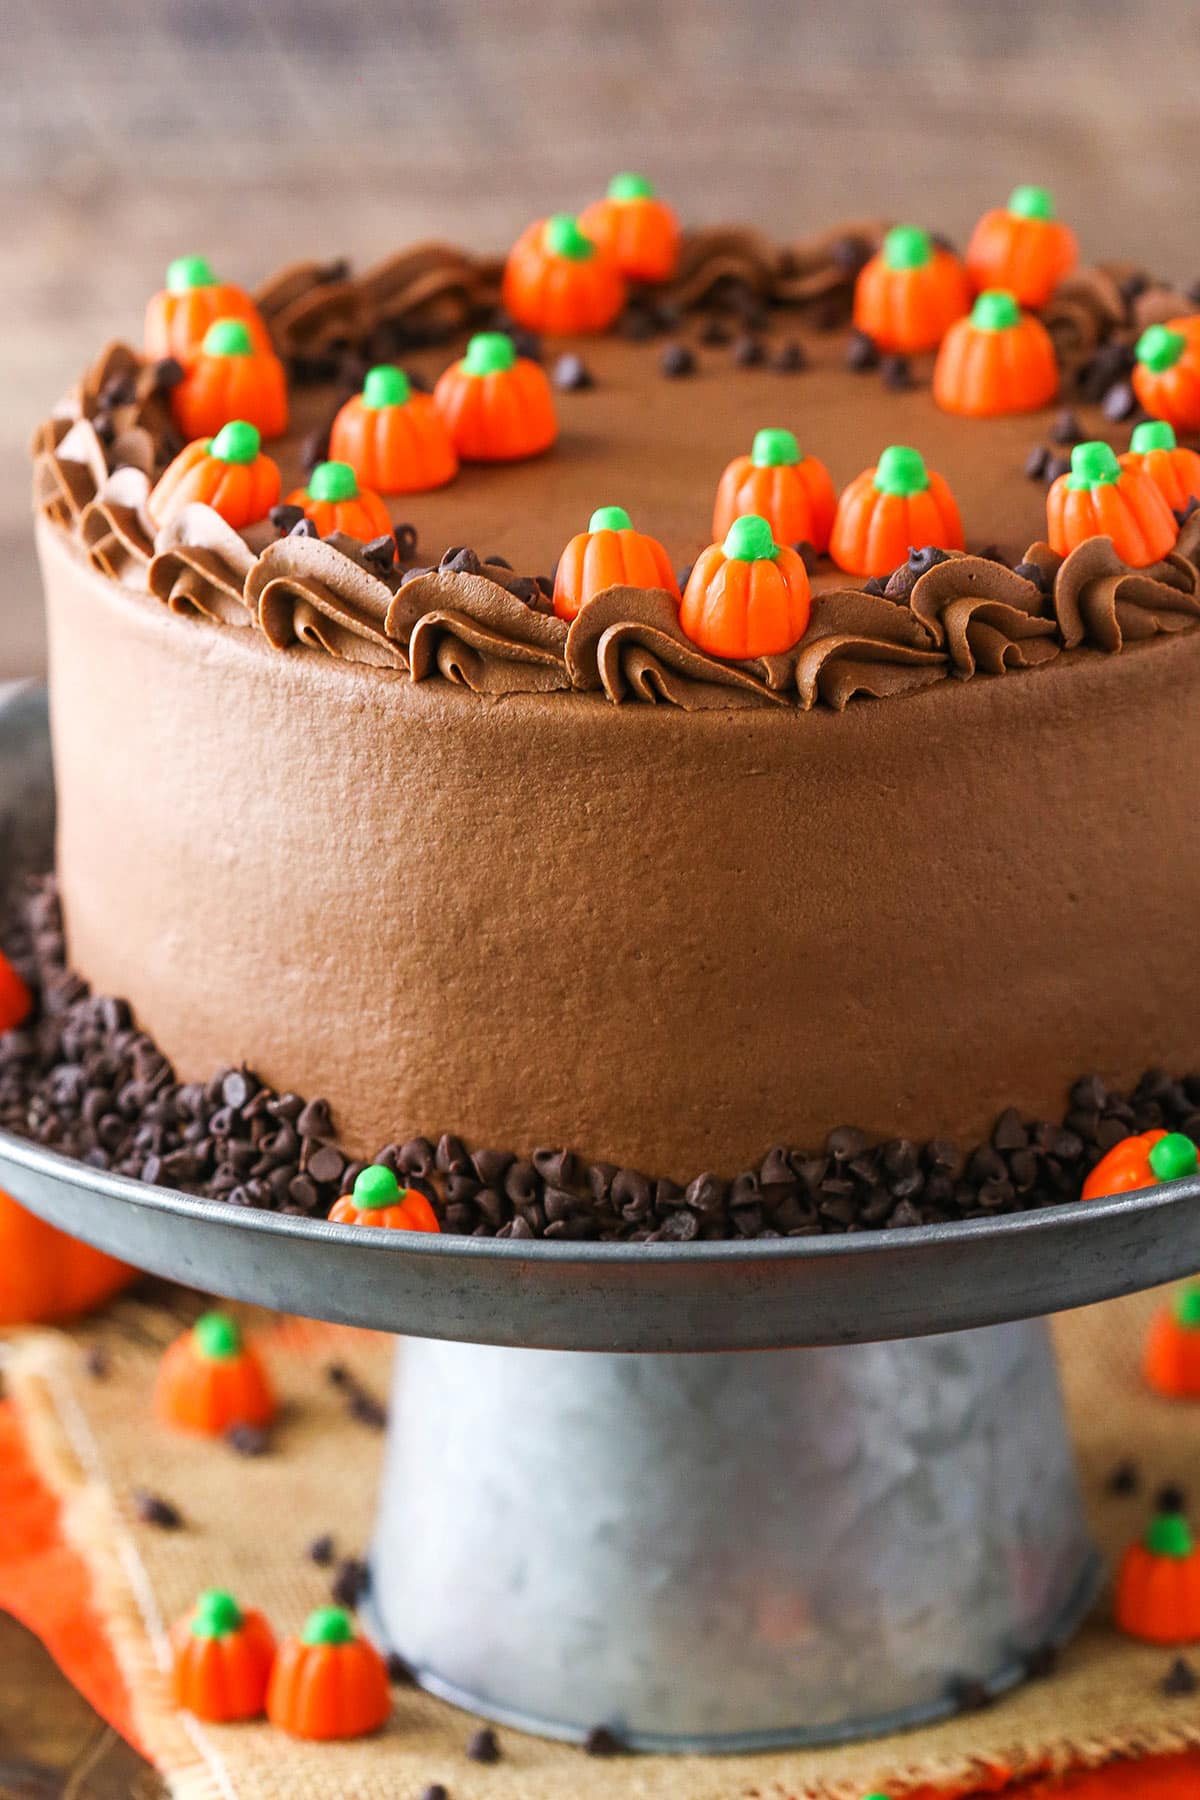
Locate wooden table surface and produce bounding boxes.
[1,0,1197,1779]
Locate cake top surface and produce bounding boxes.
[32,190,1200,712]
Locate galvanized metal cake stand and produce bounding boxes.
[4,682,1200,1753]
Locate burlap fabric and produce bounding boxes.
[5,1283,1200,1800]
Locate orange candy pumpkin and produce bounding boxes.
[1115,1509,1200,1645]
[171,1589,277,1722]
[1047,441,1178,569]
[680,515,812,661]
[933,290,1059,417]
[964,186,1078,309]
[830,445,964,579]
[433,332,557,462]
[0,948,31,1034]
[285,460,392,542]
[267,1606,391,1740]
[1145,1284,1200,1400]
[0,1192,134,1326]
[502,214,626,335]
[154,1310,276,1436]
[712,429,837,554]
[329,365,457,494]
[1132,320,1200,434]
[148,420,281,531]
[329,1165,440,1233]
[553,505,679,622]
[1120,421,1200,516]
[171,319,289,442]
[578,173,681,285]
[853,226,971,354]
[1080,1128,1181,1201]
[145,256,272,362]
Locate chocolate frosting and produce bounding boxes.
[1051,538,1200,652]
[906,555,1060,677]
[149,505,259,626]
[401,571,570,693]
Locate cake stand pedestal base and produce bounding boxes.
[370,1319,1099,1752]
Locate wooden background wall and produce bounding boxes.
[4,0,1197,678]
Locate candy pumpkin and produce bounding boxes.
[712,428,837,554]
[1115,1509,1200,1644]
[502,214,626,336]
[285,461,392,542]
[964,186,1078,309]
[679,515,812,660]
[1046,441,1178,568]
[1144,1285,1200,1400]
[1132,320,1200,434]
[553,505,679,622]
[154,1310,276,1436]
[1120,421,1200,516]
[329,1165,440,1233]
[171,319,289,442]
[0,1193,134,1326]
[853,226,972,354]
[267,1606,391,1740]
[433,332,557,462]
[932,291,1059,417]
[329,365,457,494]
[148,420,281,531]
[0,948,31,1032]
[171,1589,277,1722]
[578,173,681,285]
[1080,1128,1197,1201]
[145,255,272,362]
[830,445,965,578]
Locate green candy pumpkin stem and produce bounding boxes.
[882,226,933,272]
[1131,420,1177,455]
[1148,1132,1198,1183]
[362,365,411,410]
[209,421,262,465]
[194,1311,242,1360]
[167,255,218,293]
[302,1605,356,1646]
[190,1588,244,1639]
[723,515,777,562]
[751,428,801,469]
[1008,185,1056,222]
[970,290,1021,333]
[202,318,254,358]
[1068,442,1122,489]
[462,332,516,378]
[308,461,359,503]
[608,172,655,202]
[543,214,595,261]
[1137,325,1187,374]
[874,445,930,497]
[589,505,632,532]
[1174,1283,1200,1329]
[351,1165,407,1211]
[1146,1511,1194,1559]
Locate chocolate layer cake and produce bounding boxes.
[27,207,1200,1207]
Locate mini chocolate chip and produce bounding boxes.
[349,1388,388,1430]
[844,329,879,372]
[1043,454,1071,485]
[583,1724,626,1756]
[1024,445,1049,481]
[553,352,593,391]
[732,334,764,368]
[1162,1656,1198,1696]
[1157,1482,1187,1514]
[772,339,808,373]
[362,534,397,572]
[133,1489,183,1529]
[308,1533,336,1566]
[306,1144,345,1185]
[440,546,482,576]
[226,1422,269,1457]
[1051,409,1084,445]
[466,1726,500,1763]
[791,540,819,574]
[1012,560,1050,594]
[1175,495,1200,528]
[331,1556,371,1609]
[660,343,695,378]
[84,1344,110,1378]
[862,575,888,596]
[152,356,186,391]
[420,1787,449,1800]
[290,516,319,539]
[1102,380,1138,422]
[268,502,306,535]
[880,354,914,391]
